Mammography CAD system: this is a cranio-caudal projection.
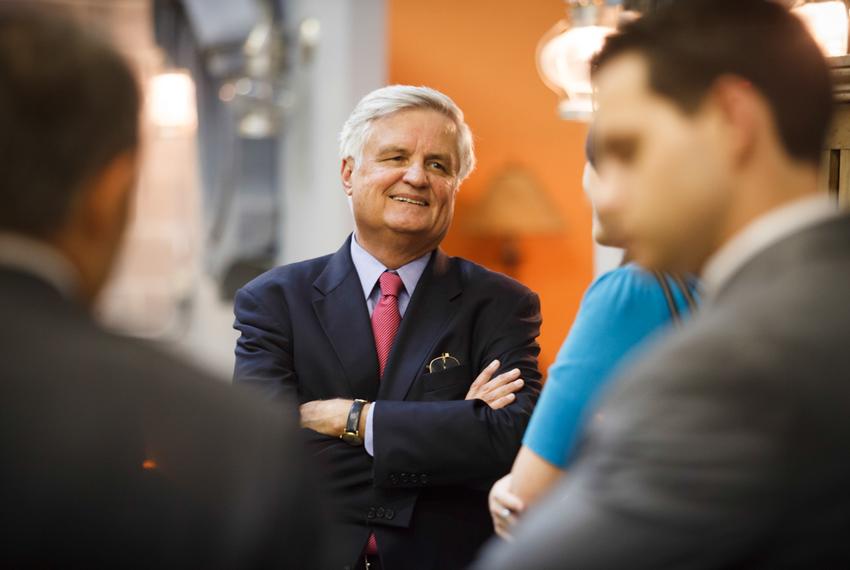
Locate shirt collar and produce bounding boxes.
[0,232,80,299]
[702,194,838,298]
[350,233,432,298]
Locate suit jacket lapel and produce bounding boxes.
[379,250,463,401]
[312,236,381,400]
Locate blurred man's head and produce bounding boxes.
[0,7,140,304]
[590,0,833,274]
[338,85,475,267]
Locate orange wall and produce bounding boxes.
[388,0,593,372]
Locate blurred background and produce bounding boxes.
[34,0,597,378]
[34,0,850,379]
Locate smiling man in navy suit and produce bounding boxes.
[233,85,542,570]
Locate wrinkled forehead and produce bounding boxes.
[365,108,460,151]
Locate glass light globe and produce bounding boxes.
[536,2,619,121]
[793,1,849,57]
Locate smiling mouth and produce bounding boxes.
[390,196,428,206]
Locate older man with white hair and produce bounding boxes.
[233,85,543,570]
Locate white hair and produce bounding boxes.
[338,84,476,182]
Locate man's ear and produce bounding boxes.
[51,150,138,305]
[78,150,138,240]
[340,157,355,196]
[708,75,761,167]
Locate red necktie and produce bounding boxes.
[365,271,403,557]
[371,271,403,378]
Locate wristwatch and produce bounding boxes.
[340,399,368,446]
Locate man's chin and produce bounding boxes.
[383,224,449,252]
[380,225,427,239]
[384,217,446,237]
[593,232,626,249]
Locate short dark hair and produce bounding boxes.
[0,7,140,237]
[592,0,833,165]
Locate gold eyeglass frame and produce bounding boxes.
[428,353,461,373]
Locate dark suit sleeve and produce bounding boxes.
[474,323,793,570]
[372,291,542,487]
[233,286,298,403]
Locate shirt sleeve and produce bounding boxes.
[522,265,682,467]
[365,402,375,456]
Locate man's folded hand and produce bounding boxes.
[465,360,525,410]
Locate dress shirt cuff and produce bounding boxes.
[365,402,376,456]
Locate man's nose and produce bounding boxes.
[402,162,428,188]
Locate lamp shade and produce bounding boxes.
[465,167,565,237]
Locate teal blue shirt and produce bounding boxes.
[523,264,699,468]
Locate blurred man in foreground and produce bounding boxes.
[0,8,320,568]
[477,0,850,567]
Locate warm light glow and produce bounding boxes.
[537,21,615,120]
[148,70,198,132]
[793,1,849,57]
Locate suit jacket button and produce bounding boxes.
[421,474,428,485]
[389,474,398,485]
[385,508,395,520]
[367,507,376,519]
[376,507,385,518]
[400,472,409,483]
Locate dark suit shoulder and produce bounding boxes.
[1,273,318,569]
[15,308,291,432]
[450,255,536,298]
[239,252,336,296]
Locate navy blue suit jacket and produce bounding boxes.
[234,235,542,569]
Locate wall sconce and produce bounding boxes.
[537,0,622,121]
[148,69,198,135]
[216,0,293,139]
[465,167,565,276]
[791,1,849,57]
